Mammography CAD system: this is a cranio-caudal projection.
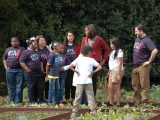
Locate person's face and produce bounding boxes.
[32,41,38,50]
[135,27,142,38]
[67,32,74,43]
[54,44,61,53]
[110,41,115,50]
[60,44,65,53]
[38,38,46,47]
[11,38,19,47]
[85,27,90,37]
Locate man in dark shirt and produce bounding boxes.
[3,37,25,105]
[132,24,158,103]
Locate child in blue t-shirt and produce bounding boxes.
[45,42,65,105]
[58,44,70,104]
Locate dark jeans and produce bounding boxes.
[6,68,23,103]
[65,70,76,100]
[92,67,99,96]
[24,71,44,103]
[45,80,49,100]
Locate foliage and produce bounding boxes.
[0,0,160,84]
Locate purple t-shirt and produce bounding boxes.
[2,46,25,69]
[133,36,156,68]
[39,47,49,72]
[19,49,41,71]
[66,45,77,64]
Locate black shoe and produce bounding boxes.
[108,103,114,106]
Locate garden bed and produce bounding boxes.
[0,108,71,120]
[0,107,160,120]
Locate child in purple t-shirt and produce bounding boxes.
[20,38,45,106]
[3,37,25,105]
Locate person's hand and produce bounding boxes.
[100,60,105,66]
[117,75,121,81]
[142,61,150,67]
[45,76,48,82]
[88,72,93,78]
[107,70,110,78]
[75,71,80,76]
[26,68,31,72]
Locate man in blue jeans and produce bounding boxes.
[3,37,25,105]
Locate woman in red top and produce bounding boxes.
[81,24,110,96]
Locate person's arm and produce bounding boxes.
[45,64,50,82]
[89,64,102,78]
[100,37,110,66]
[20,62,31,72]
[117,57,123,81]
[69,64,80,76]
[2,49,8,70]
[142,48,158,67]
[3,60,8,70]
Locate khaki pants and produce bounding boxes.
[72,83,96,115]
[132,64,151,101]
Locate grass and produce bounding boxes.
[0,111,62,120]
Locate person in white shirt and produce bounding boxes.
[69,45,102,117]
[108,37,124,106]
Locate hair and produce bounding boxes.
[63,31,77,47]
[135,23,146,33]
[85,24,96,38]
[110,37,120,59]
[26,37,36,47]
[11,37,19,41]
[36,35,44,43]
[81,45,92,56]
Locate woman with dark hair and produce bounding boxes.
[36,35,50,101]
[20,38,45,106]
[81,24,110,96]
[63,31,81,103]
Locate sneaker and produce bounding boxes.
[10,101,15,106]
[14,103,23,107]
[29,103,38,107]
[90,111,96,116]
[39,103,48,107]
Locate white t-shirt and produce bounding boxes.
[109,49,124,71]
[71,54,99,86]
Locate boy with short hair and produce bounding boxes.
[70,45,102,116]
[45,42,64,105]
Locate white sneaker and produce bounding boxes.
[29,103,38,107]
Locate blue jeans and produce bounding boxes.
[24,71,44,103]
[6,68,23,103]
[48,78,60,104]
[58,78,65,102]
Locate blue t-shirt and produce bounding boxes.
[47,52,65,77]
[3,46,25,69]
[19,49,42,71]
[39,47,49,72]
[133,36,156,68]
[59,54,70,79]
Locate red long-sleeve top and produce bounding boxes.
[81,35,110,62]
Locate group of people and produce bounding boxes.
[2,24,158,116]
